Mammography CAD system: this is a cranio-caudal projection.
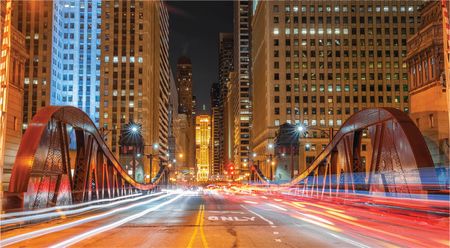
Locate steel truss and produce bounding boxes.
[6,106,168,210]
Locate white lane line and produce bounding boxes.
[2,193,162,225]
[0,193,172,247]
[50,193,185,248]
[266,203,288,212]
[240,205,274,225]
[275,239,282,242]
[273,232,279,235]
[271,226,277,228]
[328,233,371,248]
[0,193,143,219]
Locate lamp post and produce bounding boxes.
[295,124,334,173]
[144,143,159,183]
[118,122,143,181]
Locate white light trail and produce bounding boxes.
[50,193,185,248]
[0,193,142,219]
[1,193,160,226]
[0,193,172,247]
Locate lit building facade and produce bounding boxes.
[218,32,233,173]
[251,1,421,177]
[230,0,252,175]
[195,115,211,181]
[406,1,449,167]
[176,56,196,170]
[50,0,102,125]
[0,1,28,191]
[100,0,170,179]
[11,1,53,130]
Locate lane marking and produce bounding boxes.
[240,205,274,225]
[328,233,371,248]
[199,205,208,248]
[273,232,279,235]
[275,239,282,242]
[266,203,288,211]
[50,193,185,248]
[187,204,208,248]
[0,193,172,247]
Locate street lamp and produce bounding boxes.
[146,142,159,183]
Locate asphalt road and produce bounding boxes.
[1,189,448,248]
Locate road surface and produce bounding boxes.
[1,189,448,247]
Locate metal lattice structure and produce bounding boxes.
[6,106,168,210]
[254,108,437,197]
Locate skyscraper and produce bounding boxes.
[176,56,196,170]
[50,1,102,125]
[195,115,211,181]
[100,0,170,178]
[11,1,53,130]
[229,0,252,174]
[218,32,233,173]
[0,0,28,191]
[210,82,221,175]
[406,1,449,167]
[251,1,421,177]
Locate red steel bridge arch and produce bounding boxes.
[6,106,168,210]
[252,107,437,198]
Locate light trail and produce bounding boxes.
[1,193,162,226]
[0,193,142,219]
[50,193,185,248]
[0,192,173,247]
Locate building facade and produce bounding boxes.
[218,32,234,174]
[210,82,221,175]
[0,1,28,191]
[175,56,196,170]
[12,1,53,130]
[230,0,252,176]
[251,1,421,178]
[50,1,102,125]
[195,115,211,181]
[100,0,170,179]
[406,1,449,168]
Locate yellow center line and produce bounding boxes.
[187,204,208,248]
[199,205,208,248]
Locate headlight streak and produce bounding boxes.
[1,193,162,226]
[283,200,437,247]
[49,193,185,248]
[0,192,172,247]
[0,193,143,219]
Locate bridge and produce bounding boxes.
[1,107,448,247]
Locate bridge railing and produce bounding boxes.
[4,106,167,210]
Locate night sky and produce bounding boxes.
[167,1,233,112]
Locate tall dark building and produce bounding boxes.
[230,0,252,174]
[176,56,196,170]
[210,83,221,175]
[176,56,193,115]
[218,33,234,174]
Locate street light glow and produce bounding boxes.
[268,143,273,149]
[297,124,305,132]
[153,143,159,149]
[130,125,139,133]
